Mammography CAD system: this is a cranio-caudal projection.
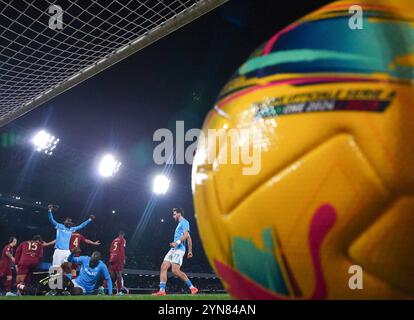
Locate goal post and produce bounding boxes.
[0,0,229,128]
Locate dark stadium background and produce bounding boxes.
[0,0,332,279]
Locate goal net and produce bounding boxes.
[0,0,228,127]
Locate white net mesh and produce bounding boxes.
[0,0,227,126]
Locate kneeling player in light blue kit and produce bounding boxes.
[68,247,113,295]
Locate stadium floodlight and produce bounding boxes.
[98,154,122,178]
[153,175,170,195]
[31,130,60,155]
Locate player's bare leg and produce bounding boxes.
[109,271,116,292]
[111,271,117,292]
[16,274,25,284]
[160,261,170,284]
[171,263,198,295]
[115,271,125,293]
[152,261,170,295]
[3,275,13,294]
[16,274,26,287]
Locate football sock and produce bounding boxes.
[159,282,166,292]
[185,279,194,289]
[116,277,123,292]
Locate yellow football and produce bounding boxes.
[192,0,414,299]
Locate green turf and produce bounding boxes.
[0,294,231,300]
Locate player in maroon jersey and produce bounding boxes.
[0,237,17,295]
[15,235,55,286]
[109,231,128,295]
[68,232,100,279]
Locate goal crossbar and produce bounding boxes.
[0,0,228,127]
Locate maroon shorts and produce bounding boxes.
[109,261,124,273]
[17,259,39,276]
[0,265,12,278]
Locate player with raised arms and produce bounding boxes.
[47,204,95,267]
[152,208,198,296]
[67,246,113,295]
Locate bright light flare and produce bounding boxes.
[153,175,170,195]
[98,154,122,178]
[31,130,59,155]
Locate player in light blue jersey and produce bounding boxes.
[68,247,113,295]
[47,204,95,266]
[152,208,198,296]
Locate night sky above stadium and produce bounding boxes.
[0,0,332,269]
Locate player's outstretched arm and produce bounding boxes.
[47,205,60,228]
[67,247,82,264]
[85,239,100,246]
[101,264,113,295]
[72,214,95,231]
[187,234,193,258]
[42,240,56,247]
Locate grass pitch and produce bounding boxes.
[0,294,231,300]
